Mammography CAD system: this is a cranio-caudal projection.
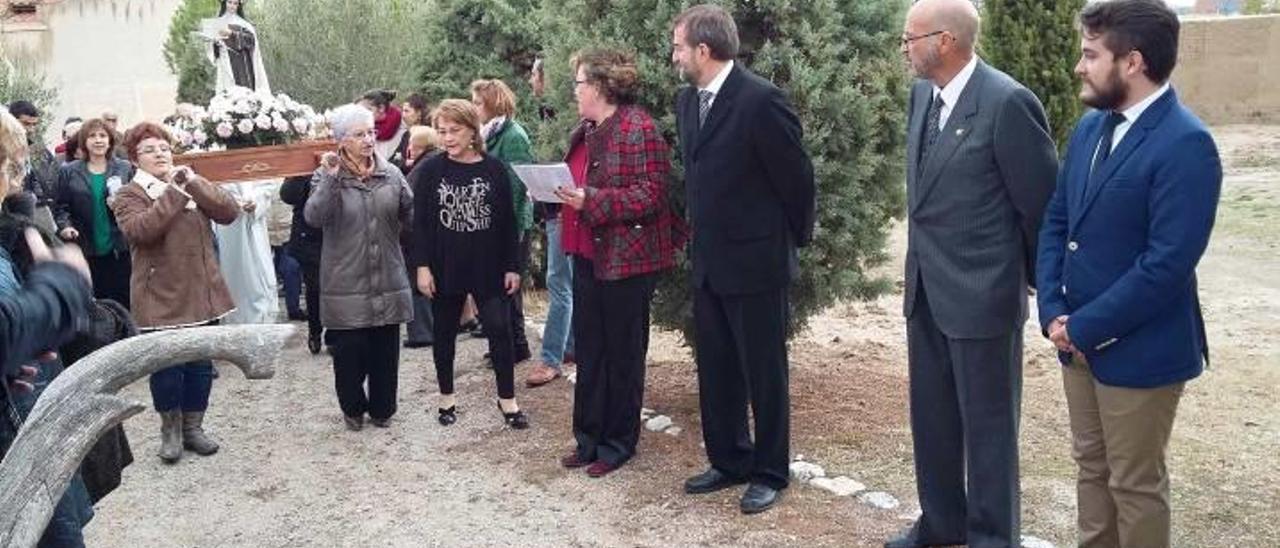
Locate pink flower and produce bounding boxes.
[216,122,234,139]
[192,130,208,145]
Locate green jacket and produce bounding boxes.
[485,119,534,232]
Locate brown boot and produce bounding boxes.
[182,411,220,456]
[158,410,183,464]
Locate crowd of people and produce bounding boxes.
[0,0,1222,546]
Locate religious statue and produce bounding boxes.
[202,0,270,94]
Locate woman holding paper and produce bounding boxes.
[553,48,683,477]
[412,99,528,430]
[112,122,242,463]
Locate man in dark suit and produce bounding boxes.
[891,1,1058,546]
[670,4,815,515]
[1039,2,1220,546]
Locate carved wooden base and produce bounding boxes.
[174,140,335,183]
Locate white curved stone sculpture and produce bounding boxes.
[0,324,293,548]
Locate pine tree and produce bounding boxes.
[530,0,908,339]
[981,0,1087,148]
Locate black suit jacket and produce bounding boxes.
[677,64,816,296]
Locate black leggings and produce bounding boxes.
[431,293,515,399]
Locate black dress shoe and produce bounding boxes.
[684,468,747,494]
[498,402,529,429]
[404,339,433,349]
[740,483,783,514]
[883,523,959,548]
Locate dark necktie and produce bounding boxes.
[1092,111,1128,175]
[919,93,944,166]
[698,90,714,128]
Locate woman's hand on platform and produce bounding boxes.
[416,267,436,299]
[58,227,79,241]
[320,152,340,176]
[504,272,521,295]
[166,166,193,187]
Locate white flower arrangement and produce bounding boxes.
[165,86,325,152]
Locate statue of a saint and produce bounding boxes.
[202,0,270,94]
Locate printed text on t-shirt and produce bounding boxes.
[438,177,493,232]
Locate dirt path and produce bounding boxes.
[84,125,1278,547]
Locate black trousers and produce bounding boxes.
[906,282,1021,548]
[328,324,400,420]
[693,283,791,490]
[571,257,654,467]
[297,257,322,340]
[88,250,131,308]
[508,233,531,353]
[432,293,515,399]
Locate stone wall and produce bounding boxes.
[1173,15,1280,124]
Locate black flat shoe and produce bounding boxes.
[684,468,747,494]
[740,483,782,515]
[404,340,433,349]
[437,406,457,426]
[497,402,529,430]
[307,334,322,355]
[369,417,390,428]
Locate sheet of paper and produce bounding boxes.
[511,163,574,203]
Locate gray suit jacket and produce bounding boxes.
[904,61,1058,339]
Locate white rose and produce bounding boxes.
[273,118,290,132]
[193,129,208,145]
[176,130,193,147]
[254,114,272,130]
[216,122,234,139]
[291,118,310,134]
[237,119,255,134]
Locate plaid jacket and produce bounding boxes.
[572,105,686,281]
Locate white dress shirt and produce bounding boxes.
[698,60,735,109]
[932,55,980,131]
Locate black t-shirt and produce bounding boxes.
[409,154,517,297]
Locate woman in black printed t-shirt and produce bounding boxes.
[410,99,528,430]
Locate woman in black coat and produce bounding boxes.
[280,174,324,354]
[53,117,134,307]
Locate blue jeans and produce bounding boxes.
[149,360,214,412]
[539,217,575,369]
[273,245,302,316]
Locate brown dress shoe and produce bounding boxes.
[560,451,591,469]
[586,461,620,478]
[525,363,561,387]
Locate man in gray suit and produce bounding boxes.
[888,1,1058,547]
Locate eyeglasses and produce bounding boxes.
[136,144,172,156]
[901,30,946,46]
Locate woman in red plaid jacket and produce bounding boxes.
[553,48,686,478]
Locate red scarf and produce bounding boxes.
[375,105,403,142]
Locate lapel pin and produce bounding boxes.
[955,128,966,136]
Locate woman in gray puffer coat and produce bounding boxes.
[305,104,413,431]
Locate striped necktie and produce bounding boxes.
[698,89,714,127]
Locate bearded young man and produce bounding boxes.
[1036,1,1221,547]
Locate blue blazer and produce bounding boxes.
[1036,89,1221,388]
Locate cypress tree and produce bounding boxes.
[981,0,1088,148]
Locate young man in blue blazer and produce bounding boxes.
[1038,1,1222,546]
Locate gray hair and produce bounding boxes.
[673,4,739,61]
[328,103,375,140]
